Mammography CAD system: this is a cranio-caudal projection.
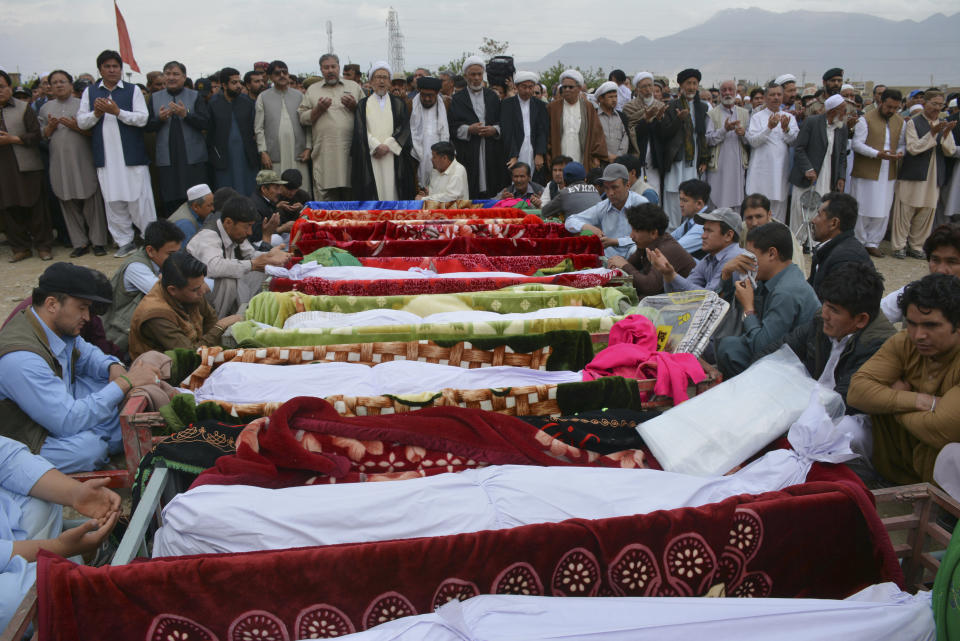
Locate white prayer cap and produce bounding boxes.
[774,73,797,86]
[596,81,618,97]
[950,98,958,108]
[369,61,391,78]
[841,83,855,92]
[633,71,653,85]
[823,94,845,112]
[186,184,212,201]
[559,69,584,87]
[462,56,485,74]
[910,104,924,114]
[514,71,539,85]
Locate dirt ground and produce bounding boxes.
[0,238,930,320]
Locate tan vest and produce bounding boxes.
[1,98,44,172]
[707,105,750,171]
[851,109,904,181]
[129,282,206,360]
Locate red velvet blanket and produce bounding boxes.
[190,397,646,488]
[300,206,527,222]
[285,253,603,275]
[297,221,572,242]
[37,481,903,641]
[295,236,603,257]
[269,271,615,296]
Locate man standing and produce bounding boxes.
[865,84,886,113]
[208,67,258,197]
[77,50,156,258]
[716,222,821,377]
[0,262,162,472]
[350,61,413,201]
[416,141,469,202]
[745,82,799,223]
[787,94,849,245]
[705,79,749,212]
[807,67,845,117]
[595,81,632,163]
[186,196,290,316]
[807,192,874,292]
[409,76,450,191]
[547,69,607,172]
[39,69,107,257]
[607,203,696,297]
[342,64,362,85]
[564,163,647,258]
[244,70,265,100]
[608,69,631,112]
[298,54,362,201]
[450,56,505,198]
[851,88,906,256]
[775,74,799,115]
[892,90,957,259]
[622,72,666,198]
[255,60,312,197]
[145,61,210,218]
[659,68,709,229]
[168,184,214,242]
[848,273,960,485]
[500,71,548,185]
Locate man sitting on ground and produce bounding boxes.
[881,223,960,323]
[168,183,215,243]
[608,203,696,297]
[0,435,121,630]
[187,196,291,316]
[763,262,894,407]
[248,170,285,248]
[807,191,874,293]
[128,252,244,359]
[649,207,746,293]
[0,263,162,472]
[496,162,544,203]
[848,273,960,485]
[416,141,469,202]
[540,162,600,219]
[276,169,312,224]
[717,222,821,377]
[671,178,712,258]
[740,192,806,274]
[563,163,647,258]
[102,219,184,352]
[615,154,659,204]
[539,154,571,208]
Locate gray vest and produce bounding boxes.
[259,87,307,161]
[150,88,208,166]
[101,248,156,351]
[2,99,43,172]
[899,115,948,186]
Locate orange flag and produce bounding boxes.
[114,0,140,73]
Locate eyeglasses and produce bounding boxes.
[273,70,289,76]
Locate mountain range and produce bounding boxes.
[519,8,960,87]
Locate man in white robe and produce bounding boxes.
[705,79,749,211]
[745,83,799,223]
[851,88,906,256]
[77,50,156,258]
[409,77,449,190]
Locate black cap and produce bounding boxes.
[822,67,843,81]
[280,168,302,190]
[37,262,113,304]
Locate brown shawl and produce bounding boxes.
[547,98,608,170]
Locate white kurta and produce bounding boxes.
[561,101,582,163]
[409,94,448,188]
[849,117,904,218]
[366,94,400,200]
[745,108,799,203]
[705,107,747,209]
[517,98,534,168]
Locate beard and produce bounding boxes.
[642,95,654,106]
[226,87,240,99]
[684,91,697,100]
[721,96,735,107]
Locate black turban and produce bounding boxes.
[822,67,843,81]
[676,68,701,84]
[417,76,442,91]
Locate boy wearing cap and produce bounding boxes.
[716,222,820,377]
[563,163,647,258]
[0,263,163,472]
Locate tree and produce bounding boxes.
[439,51,474,75]
[540,62,607,95]
[479,37,509,57]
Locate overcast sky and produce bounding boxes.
[1,0,951,81]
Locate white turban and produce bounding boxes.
[909,104,923,114]
[514,71,539,85]
[559,69,584,87]
[462,56,485,75]
[633,71,653,86]
[596,81,618,97]
[950,98,958,109]
[823,94,845,111]
[186,184,212,201]
[370,60,391,78]
[774,73,796,86]
[841,84,855,92]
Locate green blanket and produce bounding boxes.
[934,520,960,641]
[301,246,361,266]
[245,284,636,328]
[432,330,594,371]
[158,393,246,435]
[557,377,647,414]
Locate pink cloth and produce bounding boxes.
[582,315,706,403]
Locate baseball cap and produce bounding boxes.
[695,207,741,239]
[600,163,629,182]
[37,262,113,304]
[562,162,586,183]
[255,170,287,186]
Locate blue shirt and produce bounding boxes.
[671,206,708,255]
[666,241,745,293]
[172,212,202,243]
[0,436,54,572]
[0,309,124,439]
[564,191,648,258]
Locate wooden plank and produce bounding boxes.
[0,584,36,641]
[113,467,169,565]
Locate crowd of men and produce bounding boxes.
[2,50,960,625]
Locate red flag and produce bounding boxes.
[114,0,140,73]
